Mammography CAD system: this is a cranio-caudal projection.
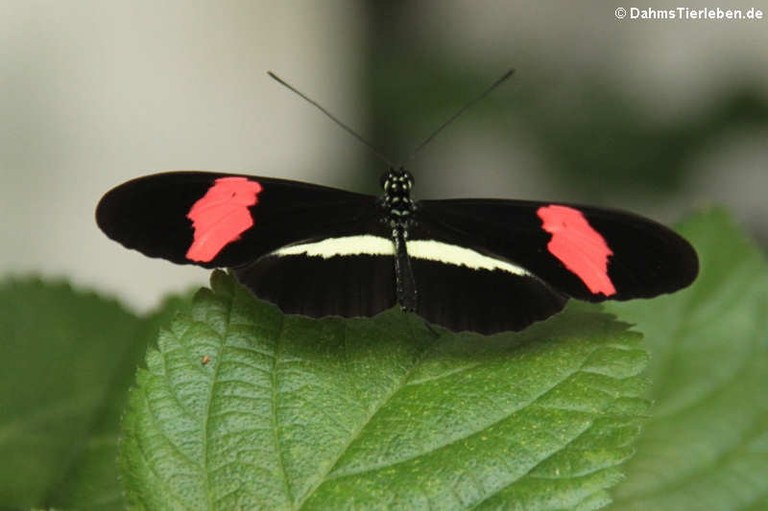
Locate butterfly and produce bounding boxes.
[96,167,698,334]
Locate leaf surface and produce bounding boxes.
[121,272,649,510]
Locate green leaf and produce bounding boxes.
[0,278,146,509]
[121,271,648,510]
[607,208,768,510]
[50,292,191,510]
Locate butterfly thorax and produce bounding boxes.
[381,167,415,231]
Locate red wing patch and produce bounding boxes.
[185,177,263,263]
[537,204,616,296]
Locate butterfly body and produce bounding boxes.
[96,169,698,334]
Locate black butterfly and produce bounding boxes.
[96,167,698,334]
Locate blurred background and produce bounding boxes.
[2,0,767,312]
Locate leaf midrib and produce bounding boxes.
[325,345,609,482]
[294,325,441,509]
[270,313,292,505]
[295,336,629,508]
[200,292,235,510]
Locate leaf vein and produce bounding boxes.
[270,311,293,504]
[328,345,607,480]
[199,286,236,509]
[294,322,441,508]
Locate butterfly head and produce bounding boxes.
[381,167,413,193]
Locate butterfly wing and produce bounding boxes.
[416,199,698,303]
[234,238,398,320]
[404,240,568,333]
[97,174,698,334]
[97,171,400,318]
[96,171,380,268]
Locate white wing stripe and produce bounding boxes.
[272,235,392,257]
[409,240,529,275]
[271,235,529,276]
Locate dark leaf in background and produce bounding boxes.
[0,279,142,509]
[608,209,768,510]
[0,278,188,510]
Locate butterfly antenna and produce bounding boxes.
[267,71,396,168]
[404,68,516,164]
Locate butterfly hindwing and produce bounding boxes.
[234,230,568,334]
[400,234,568,334]
[96,171,379,268]
[417,199,698,302]
[235,248,397,320]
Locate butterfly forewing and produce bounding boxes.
[417,199,698,302]
[96,171,379,268]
